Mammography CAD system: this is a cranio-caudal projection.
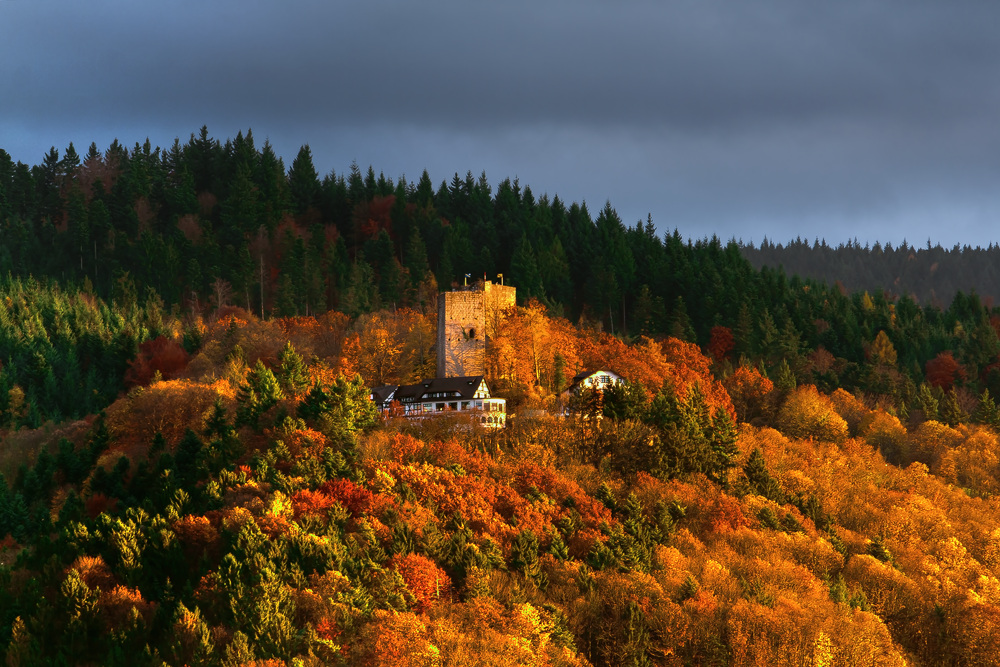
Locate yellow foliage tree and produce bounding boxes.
[776,386,848,442]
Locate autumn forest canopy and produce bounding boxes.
[3,128,1000,665]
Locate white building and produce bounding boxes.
[371,375,507,428]
[562,369,624,396]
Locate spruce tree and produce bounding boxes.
[744,448,784,502]
[287,144,319,215]
[235,361,284,429]
[277,341,309,396]
[974,389,1000,429]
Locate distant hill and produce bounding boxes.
[741,238,1000,307]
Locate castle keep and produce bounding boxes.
[436,280,516,377]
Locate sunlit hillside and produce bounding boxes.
[2,301,1000,666]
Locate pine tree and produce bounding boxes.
[669,296,696,342]
[404,228,430,287]
[744,448,784,502]
[974,389,1000,429]
[645,384,738,485]
[939,387,968,426]
[510,234,545,301]
[341,259,378,317]
[235,361,284,429]
[277,341,309,396]
[509,530,547,590]
[914,383,940,422]
[175,429,204,486]
[287,144,320,216]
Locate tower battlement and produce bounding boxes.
[436,281,515,378]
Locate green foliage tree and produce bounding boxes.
[644,384,738,485]
[744,448,784,502]
[298,374,378,440]
[602,380,649,422]
[236,361,285,429]
[277,341,310,396]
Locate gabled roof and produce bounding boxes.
[564,369,624,396]
[370,385,398,407]
[394,376,487,403]
[571,369,622,382]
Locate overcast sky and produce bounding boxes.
[3,1,1000,247]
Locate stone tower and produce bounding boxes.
[437,281,516,377]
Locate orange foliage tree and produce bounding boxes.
[723,364,774,423]
[390,553,453,613]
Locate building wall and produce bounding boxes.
[437,281,516,377]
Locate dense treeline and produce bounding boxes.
[5,128,1000,421]
[0,126,753,338]
[0,276,170,429]
[742,236,1000,307]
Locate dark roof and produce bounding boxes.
[564,369,624,395]
[394,376,487,403]
[370,385,398,406]
[572,369,617,382]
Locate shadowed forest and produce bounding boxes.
[2,129,1000,665]
[742,237,1000,308]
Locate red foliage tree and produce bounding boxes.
[321,478,378,517]
[925,351,966,391]
[708,326,735,362]
[124,336,190,387]
[291,489,339,520]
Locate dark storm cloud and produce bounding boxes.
[3,0,1000,245]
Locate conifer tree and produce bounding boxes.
[974,389,1000,429]
[509,530,547,590]
[287,145,319,216]
[277,341,309,396]
[236,361,284,429]
[914,383,940,423]
[939,387,968,426]
[744,448,784,502]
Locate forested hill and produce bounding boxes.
[6,128,1000,429]
[741,237,1000,307]
[8,129,1000,665]
[0,126,750,343]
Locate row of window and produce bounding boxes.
[401,399,505,415]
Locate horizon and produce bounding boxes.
[6,129,1000,253]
